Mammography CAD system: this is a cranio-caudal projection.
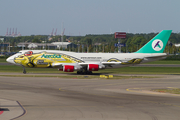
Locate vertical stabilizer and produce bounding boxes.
[135,30,172,53]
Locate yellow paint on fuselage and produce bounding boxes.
[14,52,79,68]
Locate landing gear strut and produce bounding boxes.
[77,70,92,75]
[22,66,26,74]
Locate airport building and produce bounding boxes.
[0,43,10,52]
[17,42,77,49]
[51,42,77,49]
[174,44,180,47]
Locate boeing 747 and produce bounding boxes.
[6,30,172,74]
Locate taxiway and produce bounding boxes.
[0,74,180,120]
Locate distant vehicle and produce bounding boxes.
[0,52,16,56]
[6,30,172,74]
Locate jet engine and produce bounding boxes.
[87,64,99,71]
[63,65,74,72]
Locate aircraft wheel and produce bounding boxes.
[81,69,86,75]
[79,69,93,75]
[23,70,26,74]
[88,71,92,75]
[77,71,81,74]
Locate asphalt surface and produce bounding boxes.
[0,73,180,120]
[0,63,11,65]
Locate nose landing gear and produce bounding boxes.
[22,66,26,74]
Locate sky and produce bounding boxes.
[0,0,180,36]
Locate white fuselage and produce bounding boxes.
[7,50,167,69]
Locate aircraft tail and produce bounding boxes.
[135,30,172,53]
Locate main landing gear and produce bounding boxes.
[77,70,92,75]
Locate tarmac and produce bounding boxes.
[0,99,25,120]
[0,73,180,120]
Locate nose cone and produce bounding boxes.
[6,56,15,64]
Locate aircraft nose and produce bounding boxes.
[6,56,15,64]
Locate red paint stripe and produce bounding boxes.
[0,111,3,115]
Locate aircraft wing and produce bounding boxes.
[101,62,122,65]
[78,62,122,65]
[79,58,143,66]
[102,58,143,65]
[52,63,82,67]
[51,63,63,67]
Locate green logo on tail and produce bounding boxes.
[152,39,163,51]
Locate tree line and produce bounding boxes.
[0,32,180,53]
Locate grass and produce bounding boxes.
[0,74,155,79]
[98,66,180,75]
[0,58,6,62]
[153,88,180,94]
[144,60,180,64]
[1,65,180,75]
[0,65,61,73]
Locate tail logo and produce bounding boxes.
[152,39,163,51]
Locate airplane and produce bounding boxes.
[6,30,172,74]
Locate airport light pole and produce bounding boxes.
[118,38,121,53]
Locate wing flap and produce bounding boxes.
[121,58,143,64]
[101,62,122,65]
[51,63,63,67]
